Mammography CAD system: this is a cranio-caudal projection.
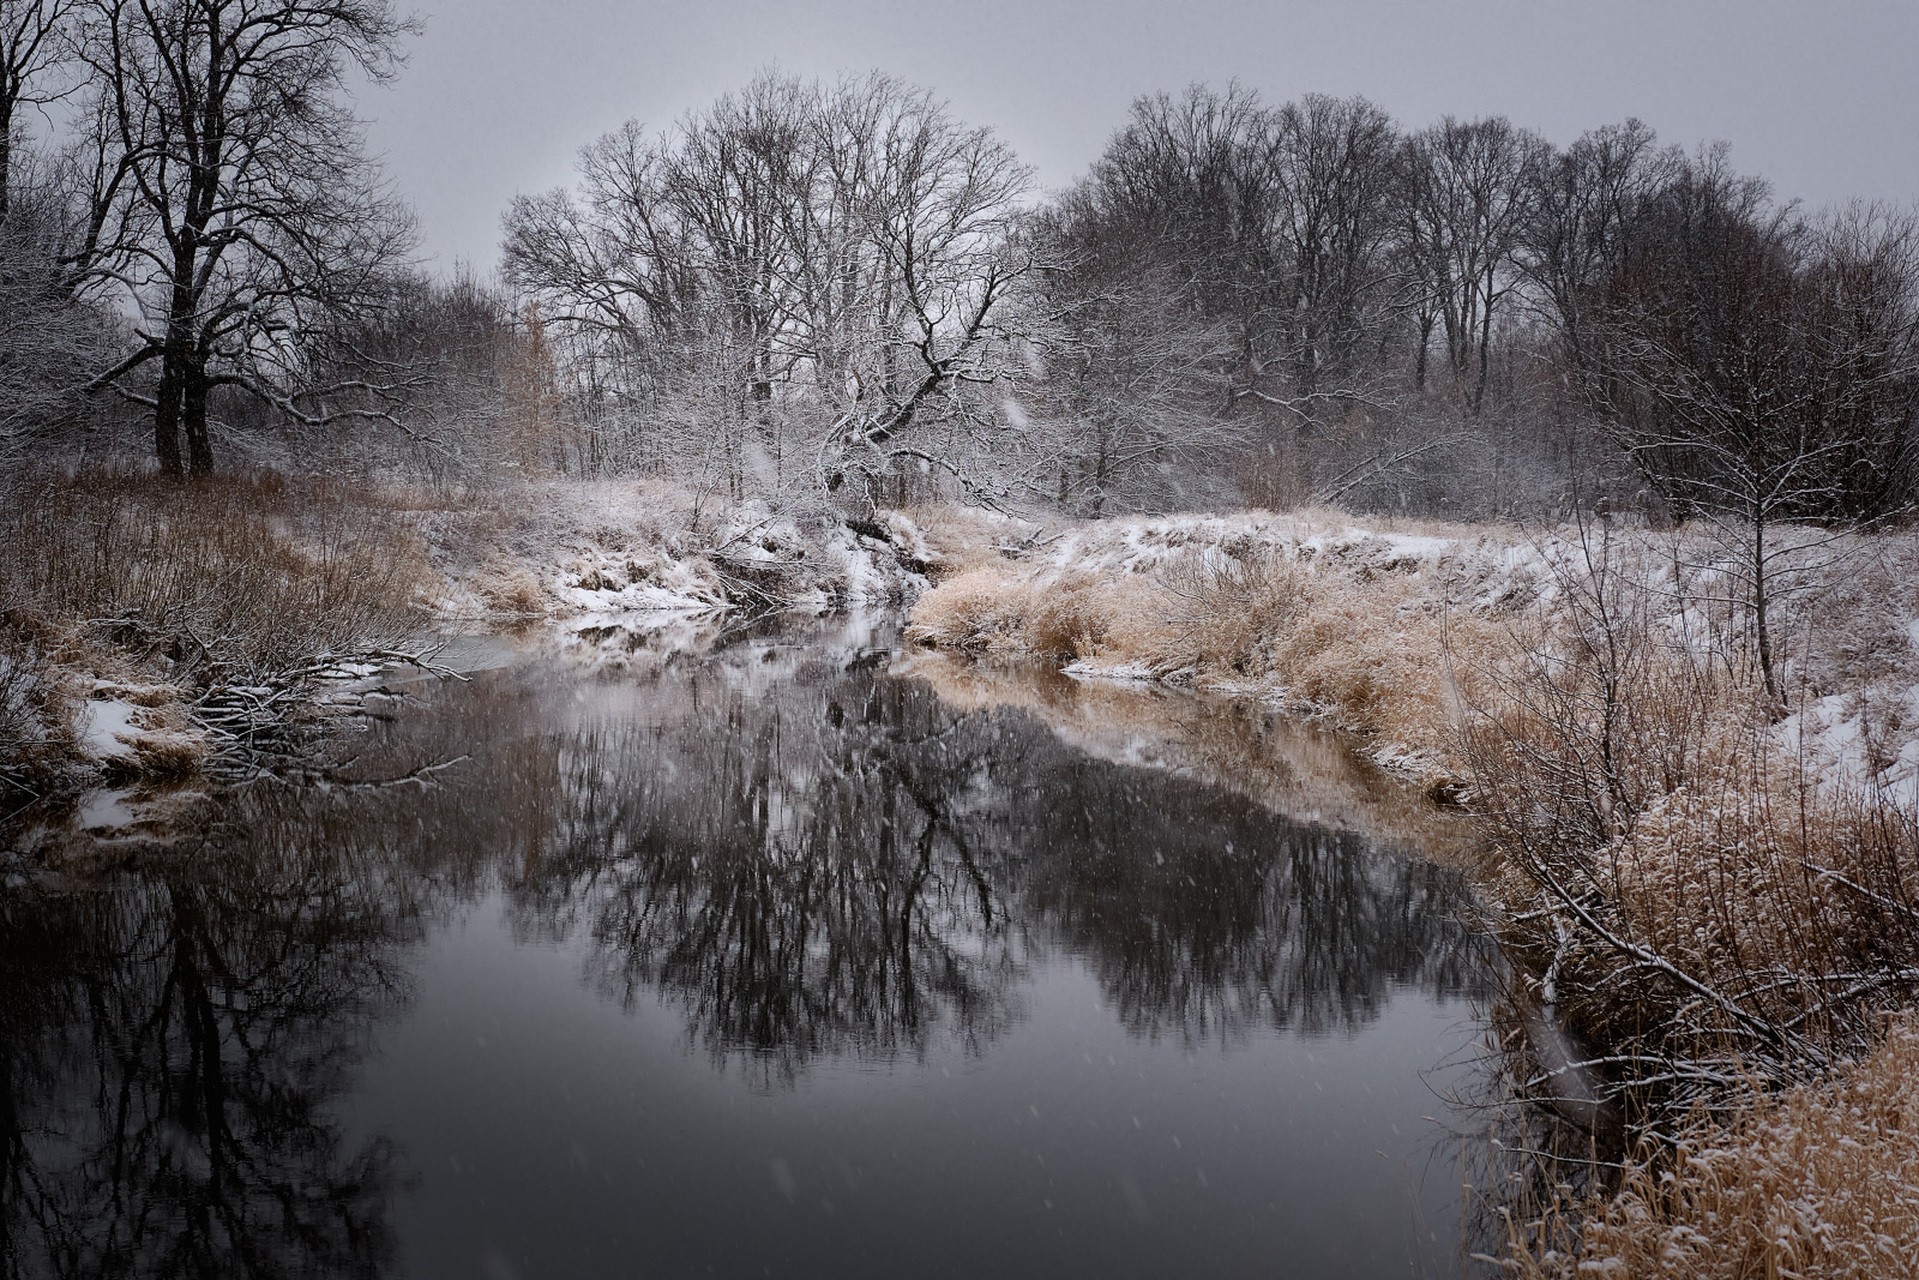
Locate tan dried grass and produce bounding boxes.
[905,533,1493,783]
[1507,1019,1919,1278]
[1,468,432,686]
[902,566,1040,655]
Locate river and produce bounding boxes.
[0,615,1495,1278]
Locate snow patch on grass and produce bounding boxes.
[77,697,141,763]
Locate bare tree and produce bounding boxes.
[1014,217,1239,514]
[1079,81,1280,361]
[1398,116,1550,413]
[503,71,1038,508]
[1592,159,1919,698]
[1518,118,1676,377]
[0,0,71,215]
[67,0,418,476]
[1258,93,1402,431]
[1059,85,1413,501]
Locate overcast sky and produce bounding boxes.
[360,0,1919,272]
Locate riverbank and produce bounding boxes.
[0,470,939,822]
[902,506,1919,1274]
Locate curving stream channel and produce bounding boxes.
[1,616,1497,1279]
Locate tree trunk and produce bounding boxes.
[0,100,13,220]
[1414,313,1434,393]
[1752,510,1781,705]
[153,350,186,477]
[183,362,214,475]
[156,249,202,476]
[1471,276,1497,415]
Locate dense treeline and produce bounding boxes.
[3,7,1917,523]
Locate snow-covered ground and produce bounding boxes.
[429,481,934,622]
[909,507,1919,802]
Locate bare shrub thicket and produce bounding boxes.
[1462,529,1919,1110]
[1156,547,1302,674]
[1,471,433,748]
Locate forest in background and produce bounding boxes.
[2,1,1915,534]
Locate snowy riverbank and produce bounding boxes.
[905,507,1919,804]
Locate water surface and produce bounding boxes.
[1,617,1492,1278]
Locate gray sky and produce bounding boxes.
[361,0,1919,272]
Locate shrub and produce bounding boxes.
[1,469,430,689]
[1506,1019,1919,1278]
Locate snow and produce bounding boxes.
[75,787,140,832]
[433,481,929,622]
[77,697,141,763]
[1063,658,1177,685]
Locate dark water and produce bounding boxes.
[0,617,1493,1279]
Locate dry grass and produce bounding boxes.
[894,502,1051,577]
[0,615,75,801]
[904,517,1501,783]
[1454,533,1919,1271]
[1505,1019,1919,1278]
[0,468,438,784]
[2,468,432,687]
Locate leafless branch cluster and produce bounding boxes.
[1458,523,1919,1127]
[501,70,1042,513]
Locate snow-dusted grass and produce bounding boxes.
[75,682,205,780]
[905,508,1551,786]
[906,508,1919,795]
[0,631,73,801]
[1507,1017,1919,1279]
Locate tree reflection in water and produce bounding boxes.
[0,618,1491,1275]
[499,623,1490,1075]
[0,789,459,1280]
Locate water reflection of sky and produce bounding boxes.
[1,616,1493,1279]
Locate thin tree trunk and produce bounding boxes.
[0,100,14,220]
[1472,274,1497,414]
[1752,510,1781,704]
[1414,313,1434,393]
